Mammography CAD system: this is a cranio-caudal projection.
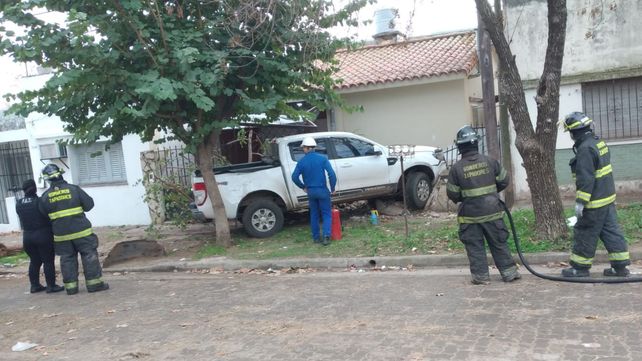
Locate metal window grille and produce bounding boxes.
[0,140,33,223]
[582,76,642,141]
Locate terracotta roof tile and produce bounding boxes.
[333,30,478,90]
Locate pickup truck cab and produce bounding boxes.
[193,131,445,237]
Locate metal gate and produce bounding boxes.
[0,140,33,223]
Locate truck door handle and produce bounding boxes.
[340,164,352,168]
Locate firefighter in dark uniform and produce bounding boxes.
[15,179,64,294]
[446,126,520,285]
[560,112,630,277]
[38,164,109,295]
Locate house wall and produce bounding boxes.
[505,0,642,199]
[333,78,471,150]
[505,0,642,82]
[0,74,152,231]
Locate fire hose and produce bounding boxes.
[501,201,642,284]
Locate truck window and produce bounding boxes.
[333,138,375,158]
[288,138,329,162]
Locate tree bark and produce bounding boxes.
[197,140,232,247]
[475,0,568,240]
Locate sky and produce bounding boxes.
[0,0,479,105]
[333,0,478,40]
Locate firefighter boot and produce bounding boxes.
[471,274,491,285]
[501,266,522,283]
[603,266,630,277]
[66,287,79,295]
[87,282,110,293]
[561,267,590,277]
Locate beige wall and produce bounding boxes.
[333,78,471,149]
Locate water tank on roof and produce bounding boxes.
[373,8,400,39]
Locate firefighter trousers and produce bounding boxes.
[459,219,516,278]
[571,203,630,270]
[54,233,104,290]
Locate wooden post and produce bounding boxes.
[495,0,515,208]
[477,13,500,161]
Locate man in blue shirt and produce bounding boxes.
[291,137,337,245]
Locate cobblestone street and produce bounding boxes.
[2,268,642,360]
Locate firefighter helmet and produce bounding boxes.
[455,125,480,145]
[561,112,593,132]
[42,163,65,181]
[301,137,317,147]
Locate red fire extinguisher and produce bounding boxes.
[331,207,342,240]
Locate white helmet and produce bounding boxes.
[301,137,317,147]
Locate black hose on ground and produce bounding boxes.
[501,201,642,284]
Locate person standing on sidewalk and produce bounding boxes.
[446,126,520,285]
[291,137,337,246]
[559,112,630,277]
[38,164,109,295]
[15,179,64,294]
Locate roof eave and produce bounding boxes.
[335,72,469,94]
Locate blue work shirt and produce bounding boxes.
[291,151,337,192]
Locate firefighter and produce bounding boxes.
[291,137,337,246]
[446,126,520,284]
[15,179,64,294]
[38,164,109,295]
[559,112,630,277]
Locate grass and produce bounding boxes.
[193,202,642,260]
[0,251,29,266]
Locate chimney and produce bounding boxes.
[373,8,402,45]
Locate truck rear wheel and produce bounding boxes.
[242,199,284,238]
[405,172,432,210]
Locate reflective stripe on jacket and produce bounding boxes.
[569,133,616,209]
[38,180,95,242]
[446,150,509,224]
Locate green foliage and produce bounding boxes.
[187,203,642,260]
[616,203,642,242]
[0,0,374,149]
[0,251,29,266]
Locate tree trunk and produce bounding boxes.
[197,141,232,247]
[475,0,568,240]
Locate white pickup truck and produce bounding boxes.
[192,131,445,237]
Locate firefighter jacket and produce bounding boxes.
[38,179,95,242]
[16,194,51,231]
[570,132,616,209]
[446,150,509,224]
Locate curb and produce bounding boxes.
[104,249,642,273]
[6,250,639,275]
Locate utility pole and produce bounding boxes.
[494,0,515,208]
[477,13,499,161]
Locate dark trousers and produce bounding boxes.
[307,187,332,240]
[571,203,630,269]
[459,219,516,277]
[54,234,103,289]
[23,228,56,287]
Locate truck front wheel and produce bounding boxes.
[242,199,284,238]
[405,172,432,210]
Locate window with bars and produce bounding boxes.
[70,142,127,186]
[581,76,642,141]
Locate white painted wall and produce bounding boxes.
[509,84,584,198]
[1,74,153,229]
[505,0,642,81]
